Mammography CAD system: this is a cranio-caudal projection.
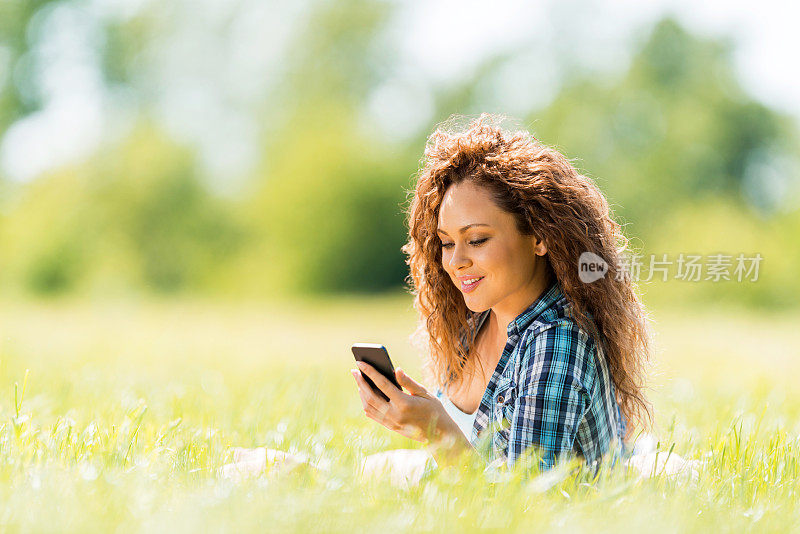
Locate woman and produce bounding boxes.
[221,115,698,483]
[352,113,653,476]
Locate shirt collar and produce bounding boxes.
[506,279,563,337]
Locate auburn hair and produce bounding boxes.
[401,114,653,442]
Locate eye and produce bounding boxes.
[440,238,489,249]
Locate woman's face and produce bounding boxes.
[437,179,549,317]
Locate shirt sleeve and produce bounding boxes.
[506,321,594,472]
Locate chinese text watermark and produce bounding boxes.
[578,252,763,283]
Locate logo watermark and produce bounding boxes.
[578,252,608,283]
[578,252,763,283]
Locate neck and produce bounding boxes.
[491,269,553,339]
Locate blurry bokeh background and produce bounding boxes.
[1,0,798,307]
[1,2,800,530]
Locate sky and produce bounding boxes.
[1,0,798,186]
[391,0,800,119]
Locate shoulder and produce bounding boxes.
[514,307,598,397]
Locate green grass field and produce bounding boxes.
[1,294,799,532]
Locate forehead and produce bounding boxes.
[437,181,504,228]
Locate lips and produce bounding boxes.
[459,276,484,293]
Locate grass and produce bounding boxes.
[0,293,798,532]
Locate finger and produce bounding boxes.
[352,370,380,410]
[356,383,371,411]
[356,361,401,402]
[356,385,393,427]
[357,379,382,414]
[362,399,400,431]
[352,369,390,416]
[352,370,376,413]
[356,379,422,440]
[394,368,430,397]
[358,384,424,442]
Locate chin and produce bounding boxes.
[463,297,491,313]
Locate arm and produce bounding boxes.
[351,362,484,468]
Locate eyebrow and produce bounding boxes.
[436,223,491,235]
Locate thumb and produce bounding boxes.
[395,368,429,397]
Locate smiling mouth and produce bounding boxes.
[460,277,484,292]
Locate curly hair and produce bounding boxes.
[401,113,653,442]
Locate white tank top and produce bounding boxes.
[436,309,489,439]
[435,388,478,438]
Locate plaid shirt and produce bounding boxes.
[464,280,628,473]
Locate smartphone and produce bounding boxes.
[351,343,401,401]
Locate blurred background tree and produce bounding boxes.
[0,120,245,295]
[237,0,412,296]
[0,0,797,306]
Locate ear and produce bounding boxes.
[533,235,547,256]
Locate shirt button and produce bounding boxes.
[497,394,505,404]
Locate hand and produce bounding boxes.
[351,361,457,444]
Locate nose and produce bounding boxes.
[447,242,472,271]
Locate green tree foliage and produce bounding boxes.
[0,165,94,294]
[527,18,797,234]
[518,18,800,307]
[0,122,246,295]
[0,6,798,304]
[242,104,410,296]
[233,0,411,296]
[0,0,62,132]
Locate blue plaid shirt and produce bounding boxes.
[464,280,628,473]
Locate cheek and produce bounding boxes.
[485,244,529,284]
[483,242,511,267]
